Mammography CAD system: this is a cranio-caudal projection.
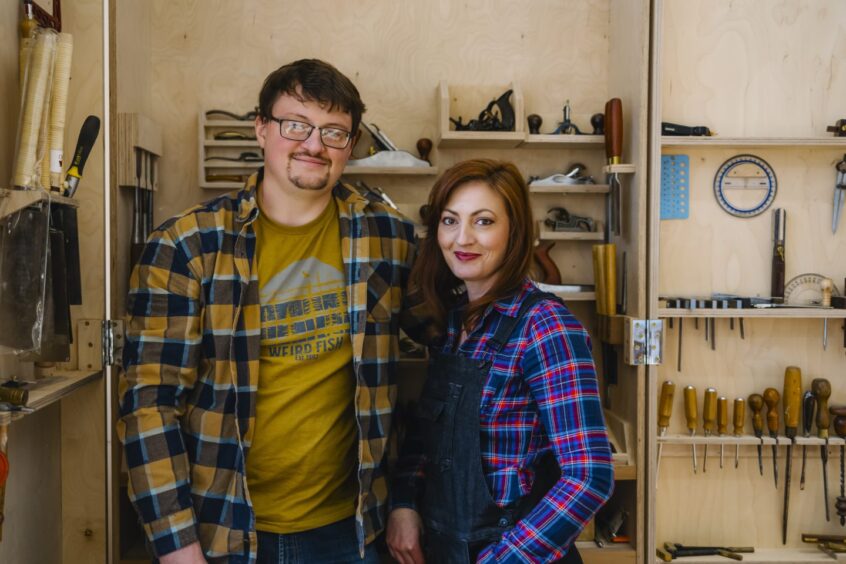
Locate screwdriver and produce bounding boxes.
[684,385,699,473]
[764,387,781,488]
[703,388,717,473]
[718,396,728,469]
[733,398,745,469]
[832,408,846,526]
[749,393,765,476]
[782,366,802,544]
[815,378,832,521]
[656,380,676,483]
[800,390,816,490]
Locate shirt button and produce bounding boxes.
[498,517,509,527]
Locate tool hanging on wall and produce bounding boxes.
[684,385,698,473]
[656,380,675,483]
[702,388,717,472]
[749,393,765,476]
[713,154,777,218]
[130,146,144,268]
[827,119,846,137]
[771,208,786,303]
[63,115,100,197]
[832,155,846,233]
[717,396,728,469]
[815,378,832,522]
[764,387,781,488]
[782,366,802,544]
[604,98,623,237]
[660,154,690,220]
[801,390,816,490]
[733,398,745,469]
[660,122,714,136]
[831,407,846,526]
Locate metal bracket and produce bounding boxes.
[101,319,125,367]
[624,318,663,365]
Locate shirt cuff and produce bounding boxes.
[141,506,200,558]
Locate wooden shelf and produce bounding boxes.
[0,187,79,221]
[658,307,846,319]
[522,134,605,148]
[529,184,610,195]
[658,434,846,447]
[614,463,637,481]
[538,221,604,241]
[204,139,259,148]
[341,166,438,176]
[579,541,636,564]
[436,81,526,149]
[203,119,254,128]
[661,136,846,148]
[654,547,834,563]
[438,131,525,148]
[0,370,102,425]
[202,160,261,169]
[603,163,636,174]
[201,181,242,190]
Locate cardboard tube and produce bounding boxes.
[13,29,57,189]
[49,33,73,189]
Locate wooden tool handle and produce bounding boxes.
[803,391,817,437]
[733,398,746,435]
[783,366,802,437]
[658,380,676,429]
[684,385,698,432]
[764,388,781,434]
[834,414,846,439]
[814,378,832,437]
[717,397,728,435]
[822,278,833,307]
[604,98,623,164]
[703,388,717,433]
[749,394,764,434]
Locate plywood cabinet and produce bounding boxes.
[647,2,846,562]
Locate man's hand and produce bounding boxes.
[158,542,207,564]
[387,508,425,564]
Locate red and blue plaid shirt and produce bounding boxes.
[393,280,614,563]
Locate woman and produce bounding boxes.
[387,159,613,564]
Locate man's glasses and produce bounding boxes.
[269,117,353,149]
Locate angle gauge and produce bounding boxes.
[713,154,777,217]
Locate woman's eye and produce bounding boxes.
[441,217,456,226]
[476,217,494,226]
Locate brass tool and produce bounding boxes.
[800,390,816,490]
[764,387,781,488]
[703,388,717,472]
[734,398,745,469]
[684,385,699,473]
[749,393,765,476]
[656,380,676,482]
[814,378,832,521]
[782,366,802,544]
[718,396,728,469]
[832,407,846,526]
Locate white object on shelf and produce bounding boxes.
[347,151,431,168]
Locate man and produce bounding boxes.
[118,59,417,563]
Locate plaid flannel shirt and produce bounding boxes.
[117,170,417,562]
[392,280,614,563]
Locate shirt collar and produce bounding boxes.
[489,278,537,318]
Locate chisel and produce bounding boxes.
[604,98,623,238]
[771,208,786,303]
[815,378,832,521]
[832,408,846,526]
[684,385,698,473]
[130,147,145,268]
[703,388,717,473]
[764,387,781,488]
[656,380,675,483]
[718,396,728,469]
[782,366,802,544]
[801,390,816,490]
[749,393,765,476]
[734,398,745,469]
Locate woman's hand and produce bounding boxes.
[387,508,425,564]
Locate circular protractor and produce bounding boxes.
[713,154,777,217]
[784,273,841,306]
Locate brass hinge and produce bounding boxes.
[624,318,663,365]
[101,320,125,367]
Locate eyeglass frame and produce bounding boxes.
[267,117,354,149]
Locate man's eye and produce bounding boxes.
[286,122,309,133]
[323,128,346,141]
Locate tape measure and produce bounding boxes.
[784,273,841,305]
[713,154,777,217]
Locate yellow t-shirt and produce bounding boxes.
[247,196,357,533]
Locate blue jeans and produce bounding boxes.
[256,516,379,564]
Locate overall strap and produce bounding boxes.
[485,291,561,354]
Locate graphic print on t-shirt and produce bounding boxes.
[260,258,348,362]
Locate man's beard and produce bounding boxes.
[287,152,331,191]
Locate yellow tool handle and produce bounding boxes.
[684,385,698,432]
[814,378,832,438]
[703,388,717,433]
[749,393,764,433]
[764,387,781,434]
[603,243,616,316]
[592,245,606,316]
[783,366,802,436]
[658,380,675,429]
[734,398,746,436]
[717,396,728,435]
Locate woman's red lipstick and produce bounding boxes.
[454,251,480,261]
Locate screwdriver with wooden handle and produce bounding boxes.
[814,378,832,521]
[703,388,717,472]
[733,398,745,469]
[656,380,675,483]
[831,408,846,526]
[764,387,781,488]
[800,390,816,490]
[782,366,802,544]
[684,385,699,473]
[718,396,728,469]
[749,393,765,475]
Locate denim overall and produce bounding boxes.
[418,292,583,564]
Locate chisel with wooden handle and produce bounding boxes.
[782,366,802,544]
[764,387,781,488]
[801,390,816,490]
[656,380,675,483]
[604,98,623,237]
[684,385,698,473]
[703,388,717,472]
[718,396,728,469]
[814,378,832,521]
[734,398,745,469]
[749,393,765,476]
